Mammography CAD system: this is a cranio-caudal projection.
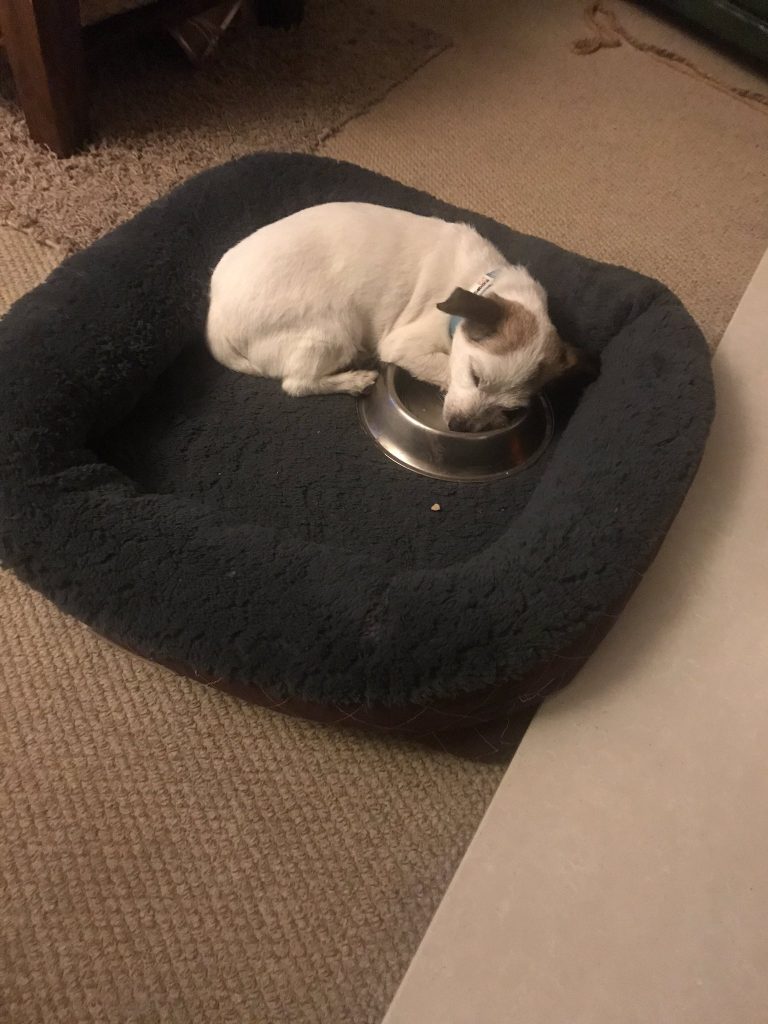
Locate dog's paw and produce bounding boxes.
[340,369,379,395]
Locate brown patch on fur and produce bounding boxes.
[480,298,538,355]
[437,289,540,353]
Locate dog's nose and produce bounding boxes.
[447,415,470,432]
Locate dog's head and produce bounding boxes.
[437,274,580,432]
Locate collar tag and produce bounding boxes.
[471,269,500,296]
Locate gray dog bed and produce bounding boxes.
[0,154,714,757]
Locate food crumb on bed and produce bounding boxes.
[431,503,441,512]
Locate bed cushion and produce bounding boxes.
[0,154,714,756]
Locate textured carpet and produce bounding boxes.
[0,0,446,252]
[322,0,768,346]
[0,227,59,310]
[0,559,502,1024]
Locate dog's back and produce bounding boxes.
[206,203,497,375]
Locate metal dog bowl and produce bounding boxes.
[358,364,554,482]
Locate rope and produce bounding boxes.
[573,1,768,114]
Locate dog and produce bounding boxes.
[206,202,584,432]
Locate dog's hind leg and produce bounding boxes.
[282,369,378,396]
[280,333,377,396]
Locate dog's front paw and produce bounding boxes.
[342,369,379,395]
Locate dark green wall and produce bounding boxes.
[650,0,768,64]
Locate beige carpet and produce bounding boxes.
[2,3,768,1023]
[322,0,768,346]
[0,227,60,309]
[0,571,501,1024]
[0,0,446,252]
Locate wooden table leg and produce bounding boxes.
[0,0,90,156]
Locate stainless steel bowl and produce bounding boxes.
[358,364,554,482]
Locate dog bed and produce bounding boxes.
[0,154,714,757]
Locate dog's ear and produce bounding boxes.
[437,288,504,340]
[561,342,601,380]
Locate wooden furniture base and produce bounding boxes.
[0,0,89,156]
[0,0,304,157]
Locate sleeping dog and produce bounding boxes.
[206,202,584,432]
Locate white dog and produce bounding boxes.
[206,202,580,431]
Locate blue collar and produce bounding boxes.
[447,269,500,340]
[448,314,463,339]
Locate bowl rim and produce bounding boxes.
[359,366,556,483]
[382,364,528,441]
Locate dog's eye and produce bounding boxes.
[470,368,481,388]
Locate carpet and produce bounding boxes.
[0,0,447,253]
[322,0,768,346]
[0,227,59,310]
[0,573,503,1024]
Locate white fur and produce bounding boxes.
[206,202,559,430]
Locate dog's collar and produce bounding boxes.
[447,269,501,340]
